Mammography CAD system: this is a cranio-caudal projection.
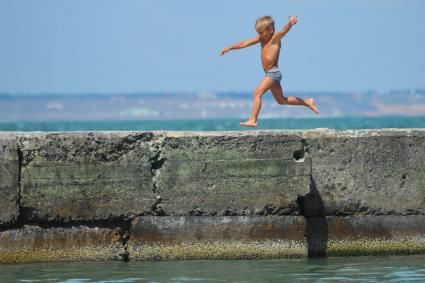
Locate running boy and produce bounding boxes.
[220,15,319,127]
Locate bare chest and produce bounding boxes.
[261,41,281,55]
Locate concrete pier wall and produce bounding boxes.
[0,129,424,262]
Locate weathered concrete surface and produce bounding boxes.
[0,225,125,263]
[155,132,311,215]
[130,216,305,242]
[0,133,19,225]
[17,130,425,220]
[302,129,425,216]
[128,216,306,260]
[0,129,425,262]
[18,132,157,221]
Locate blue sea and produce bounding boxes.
[1,116,425,132]
[2,256,425,282]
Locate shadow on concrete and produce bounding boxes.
[297,175,328,258]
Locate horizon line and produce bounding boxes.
[0,88,424,97]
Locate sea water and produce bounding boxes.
[1,116,425,132]
[2,255,425,282]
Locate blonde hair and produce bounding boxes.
[255,16,275,33]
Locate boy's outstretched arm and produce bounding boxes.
[273,16,298,42]
[220,36,260,56]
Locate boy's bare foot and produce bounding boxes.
[306,98,320,114]
[240,120,257,127]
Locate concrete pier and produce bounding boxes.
[0,129,424,262]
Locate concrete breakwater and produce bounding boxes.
[0,129,425,263]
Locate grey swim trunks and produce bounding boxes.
[265,67,282,83]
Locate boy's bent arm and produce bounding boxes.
[273,16,298,42]
[273,23,293,42]
[220,36,260,55]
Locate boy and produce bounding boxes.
[220,15,320,127]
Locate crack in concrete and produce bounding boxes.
[149,135,165,193]
[17,136,34,167]
[148,135,167,216]
[16,142,24,228]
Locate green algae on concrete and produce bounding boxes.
[129,216,307,261]
[129,240,307,261]
[327,237,425,257]
[307,215,425,257]
[0,246,123,263]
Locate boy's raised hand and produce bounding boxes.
[219,47,230,56]
[288,16,298,26]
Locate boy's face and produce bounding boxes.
[258,27,274,41]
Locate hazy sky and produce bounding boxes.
[1,0,424,94]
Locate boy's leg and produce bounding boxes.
[240,76,275,127]
[270,82,320,114]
